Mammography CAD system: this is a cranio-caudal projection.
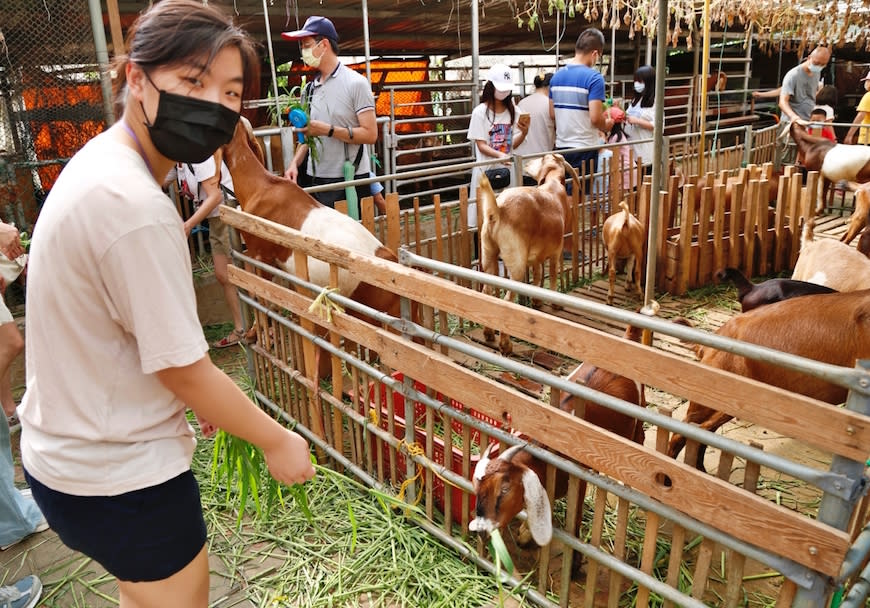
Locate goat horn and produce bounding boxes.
[498,443,526,462]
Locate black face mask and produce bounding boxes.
[141,74,240,163]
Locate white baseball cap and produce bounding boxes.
[486,64,514,93]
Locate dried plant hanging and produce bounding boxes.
[504,0,870,52]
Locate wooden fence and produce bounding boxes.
[220,203,870,607]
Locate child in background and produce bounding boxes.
[605,106,631,197]
[808,106,837,142]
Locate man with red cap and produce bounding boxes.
[281,16,377,208]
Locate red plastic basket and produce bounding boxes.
[365,372,505,522]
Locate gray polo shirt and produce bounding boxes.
[781,64,821,121]
[305,63,375,178]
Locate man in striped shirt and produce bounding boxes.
[549,28,614,175]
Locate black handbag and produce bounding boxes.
[484,167,511,189]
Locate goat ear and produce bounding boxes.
[521,469,552,545]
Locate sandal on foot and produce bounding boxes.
[212,329,245,349]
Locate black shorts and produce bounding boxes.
[24,469,207,582]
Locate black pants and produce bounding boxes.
[311,175,370,209]
[559,148,599,195]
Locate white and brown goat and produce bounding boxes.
[791,216,870,292]
[469,317,651,546]
[791,122,870,214]
[221,120,403,376]
[478,154,576,355]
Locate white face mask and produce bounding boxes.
[301,41,323,68]
[634,82,645,94]
[808,62,824,74]
[494,89,511,101]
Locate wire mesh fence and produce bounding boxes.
[1,0,108,231]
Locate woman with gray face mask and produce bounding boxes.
[466,64,530,230]
[18,2,315,605]
[623,65,657,170]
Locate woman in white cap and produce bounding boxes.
[466,64,529,229]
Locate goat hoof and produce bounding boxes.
[483,328,496,343]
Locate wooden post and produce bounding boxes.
[773,175,788,272]
[729,181,744,269]
[712,183,726,275]
[757,179,771,275]
[743,179,759,277]
[385,192,401,255]
[677,183,695,295]
[788,173,803,268]
[697,186,712,286]
[105,0,125,55]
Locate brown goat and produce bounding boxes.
[221,120,402,375]
[478,154,575,355]
[470,317,651,546]
[667,289,870,470]
[602,201,645,305]
[791,216,870,291]
[841,184,870,245]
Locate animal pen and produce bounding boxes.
[220,194,870,607]
[210,116,870,606]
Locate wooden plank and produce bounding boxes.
[698,187,713,285]
[788,173,803,268]
[728,182,743,269]
[361,196,375,234]
[712,184,726,276]
[724,442,763,607]
[608,497,630,608]
[385,192,401,254]
[433,195,444,263]
[757,180,771,276]
[635,509,660,608]
[773,175,789,273]
[105,0,125,55]
[677,184,696,295]
[585,488,608,608]
[742,179,759,278]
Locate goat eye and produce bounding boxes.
[500,484,510,496]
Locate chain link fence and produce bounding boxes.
[1,0,108,232]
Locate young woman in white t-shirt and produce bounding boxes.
[466,64,529,228]
[624,65,657,168]
[18,2,315,606]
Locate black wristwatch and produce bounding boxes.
[327,125,335,138]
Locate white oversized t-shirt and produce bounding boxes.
[19,131,208,496]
